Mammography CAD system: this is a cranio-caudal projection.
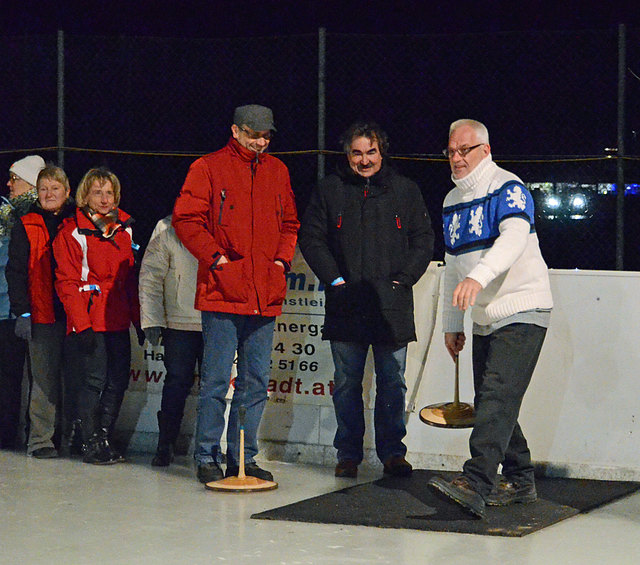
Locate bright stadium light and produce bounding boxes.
[568,193,588,220]
[570,194,586,209]
[545,195,561,209]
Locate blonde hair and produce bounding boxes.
[75,168,121,208]
[37,166,70,193]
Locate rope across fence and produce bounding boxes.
[1,27,639,268]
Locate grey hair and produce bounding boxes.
[449,119,490,144]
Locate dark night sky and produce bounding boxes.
[4,0,640,269]
[5,1,640,38]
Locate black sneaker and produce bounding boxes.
[30,447,58,459]
[486,476,537,506]
[428,475,486,518]
[197,462,224,483]
[225,462,273,481]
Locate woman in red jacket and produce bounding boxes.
[53,168,141,465]
[7,165,75,458]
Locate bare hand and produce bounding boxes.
[274,260,285,269]
[452,277,482,311]
[444,332,466,361]
[217,255,229,266]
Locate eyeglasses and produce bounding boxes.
[8,173,22,183]
[239,126,273,141]
[442,143,484,159]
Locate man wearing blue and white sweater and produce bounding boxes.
[429,119,553,518]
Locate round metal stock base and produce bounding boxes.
[419,402,475,429]
[205,475,278,493]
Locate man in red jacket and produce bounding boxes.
[173,105,299,484]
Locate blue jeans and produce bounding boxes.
[330,341,408,464]
[196,312,275,467]
[160,328,202,426]
[463,323,547,497]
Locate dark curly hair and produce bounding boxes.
[340,121,389,155]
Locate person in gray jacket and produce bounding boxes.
[139,215,203,466]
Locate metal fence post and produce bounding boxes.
[616,24,626,270]
[57,30,65,168]
[317,27,326,183]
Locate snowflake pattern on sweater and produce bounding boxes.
[443,180,535,256]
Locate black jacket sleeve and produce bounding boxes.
[392,181,435,287]
[6,219,32,316]
[298,182,342,285]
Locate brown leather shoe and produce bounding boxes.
[335,460,358,478]
[383,455,413,477]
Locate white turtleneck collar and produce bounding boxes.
[451,154,497,194]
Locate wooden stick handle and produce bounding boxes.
[238,406,246,479]
[453,354,460,406]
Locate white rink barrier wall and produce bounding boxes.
[117,250,640,480]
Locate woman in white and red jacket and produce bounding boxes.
[53,168,142,465]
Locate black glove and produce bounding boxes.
[143,326,162,346]
[14,315,32,341]
[76,327,97,354]
[135,326,146,347]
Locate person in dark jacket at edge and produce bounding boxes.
[0,155,43,450]
[298,121,434,478]
[7,165,76,458]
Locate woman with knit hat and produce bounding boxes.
[0,155,45,449]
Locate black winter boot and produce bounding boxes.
[98,427,125,463]
[98,402,126,463]
[82,433,119,465]
[152,444,173,467]
[151,411,179,467]
[60,419,84,457]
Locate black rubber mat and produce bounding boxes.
[251,470,640,537]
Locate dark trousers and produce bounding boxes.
[463,323,547,497]
[71,330,131,442]
[160,328,202,432]
[0,319,28,448]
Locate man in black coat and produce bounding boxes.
[299,122,434,478]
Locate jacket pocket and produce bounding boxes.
[175,273,197,312]
[210,258,249,303]
[324,282,354,316]
[218,189,229,225]
[373,279,412,313]
[266,260,287,307]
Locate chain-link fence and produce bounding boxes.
[1,27,639,269]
